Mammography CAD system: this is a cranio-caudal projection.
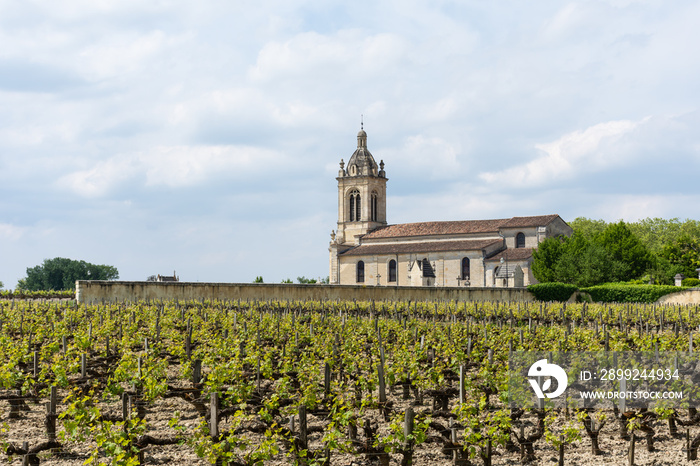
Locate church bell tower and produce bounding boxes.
[329,123,388,283]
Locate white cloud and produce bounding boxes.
[480,118,649,187]
[56,145,286,197]
[541,4,585,41]
[575,193,700,223]
[383,134,461,180]
[0,120,81,146]
[607,194,676,221]
[420,97,460,122]
[0,223,25,241]
[249,30,409,82]
[57,156,139,197]
[141,145,283,188]
[390,190,509,223]
[76,30,195,82]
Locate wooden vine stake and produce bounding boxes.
[299,405,308,451]
[403,407,414,466]
[481,438,492,466]
[558,434,564,466]
[192,359,202,385]
[21,441,28,466]
[210,392,219,438]
[378,356,387,404]
[210,392,224,466]
[50,386,57,418]
[185,333,192,360]
[45,402,56,451]
[628,432,635,466]
[324,362,331,397]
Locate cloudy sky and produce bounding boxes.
[1,0,699,288]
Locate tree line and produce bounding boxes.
[13,257,119,291]
[532,217,700,287]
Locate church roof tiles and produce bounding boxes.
[339,239,501,256]
[361,219,506,239]
[500,215,561,228]
[361,214,561,240]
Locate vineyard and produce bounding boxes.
[0,290,75,300]
[1,298,700,465]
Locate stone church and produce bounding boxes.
[328,126,573,287]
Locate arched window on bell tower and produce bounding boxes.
[370,191,378,222]
[349,189,361,221]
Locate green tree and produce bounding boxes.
[662,234,700,281]
[531,236,565,283]
[571,241,619,287]
[533,226,647,287]
[568,217,608,239]
[599,221,651,282]
[296,276,317,284]
[628,218,700,254]
[536,217,697,286]
[645,255,674,285]
[17,257,118,291]
[553,234,617,287]
[253,276,264,283]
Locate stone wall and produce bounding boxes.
[656,289,700,305]
[76,280,535,304]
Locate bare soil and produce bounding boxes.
[4,379,699,466]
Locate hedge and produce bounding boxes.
[528,282,685,303]
[0,290,75,300]
[527,283,579,302]
[682,278,700,287]
[580,284,681,303]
